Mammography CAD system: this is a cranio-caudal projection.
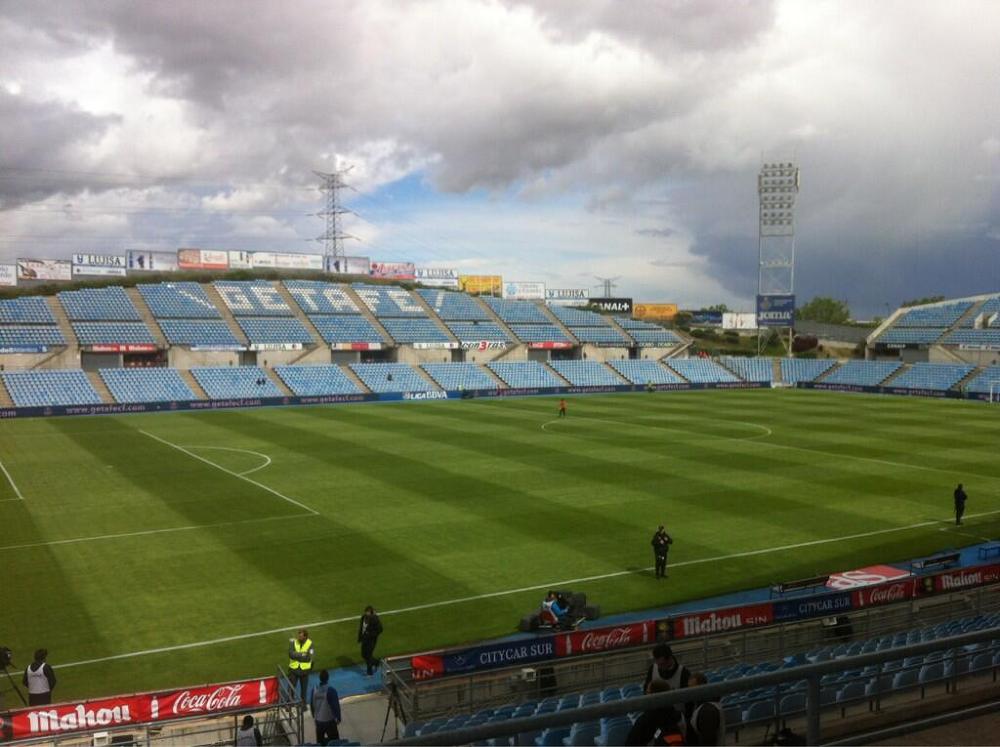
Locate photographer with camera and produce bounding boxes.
[23,649,56,705]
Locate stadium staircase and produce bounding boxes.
[47,295,78,351]
[340,365,373,393]
[663,362,690,382]
[953,366,983,391]
[772,357,783,383]
[177,370,209,399]
[414,365,445,390]
[662,331,693,358]
[603,315,637,346]
[342,285,396,346]
[85,371,115,404]
[954,299,987,328]
[814,361,842,381]
[880,364,908,386]
[539,304,581,346]
[543,362,574,387]
[0,379,13,408]
[201,284,250,347]
[125,287,168,348]
[410,290,463,345]
[273,282,328,358]
[472,296,522,359]
[264,368,294,397]
[935,344,975,366]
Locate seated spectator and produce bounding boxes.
[685,672,724,746]
[625,680,685,746]
[540,590,569,627]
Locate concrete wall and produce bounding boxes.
[167,348,240,369]
[463,344,523,363]
[579,346,629,362]
[639,346,676,360]
[0,348,81,371]
[395,346,457,365]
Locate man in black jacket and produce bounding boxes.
[651,526,672,579]
[23,649,56,705]
[954,484,968,525]
[358,606,383,676]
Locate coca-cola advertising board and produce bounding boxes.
[918,563,1000,595]
[851,579,914,608]
[669,602,774,640]
[4,677,278,741]
[556,621,655,656]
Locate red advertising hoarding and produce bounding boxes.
[4,677,278,741]
[670,602,774,639]
[851,578,914,608]
[555,621,655,657]
[917,563,1000,595]
[87,344,159,353]
[527,342,574,349]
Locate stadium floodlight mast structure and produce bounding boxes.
[313,166,357,261]
[757,158,800,355]
[594,276,620,297]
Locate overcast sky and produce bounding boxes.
[1,0,998,316]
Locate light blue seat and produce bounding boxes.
[823,361,902,386]
[894,301,972,327]
[0,326,66,347]
[550,306,609,326]
[309,315,385,344]
[0,297,55,323]
[58,286,141,320]
[743,699,775,723]
[534,728,570,746]
[609,359,684,384]
[595,718,631,747]
[2,369,103,407]
[350,363,436,393]
[284,281,363,315]
[238,317,315,345]
[382,318,451,343]
[139,282,221,318]
[569,326,631,345]
[891,669,919,692]
[158,319,241,347]
[549,361,625,386]
[890,363,974,391]
[721,357,773,382]
[628,328,681,346]
[447,321,511,344]
[190,367,282,399]
[562,721,600,746]
[274,365,361,396]
[918,662,945,693]
[779,692,805,716]
[214,280,293,316]
[100,368,198,403]
[418,289,490,320]
[483,297,549,324]
[667,359,739,383]
[509,324,572,344]
[488,362,564,389]
[72,322,157,345]
[352,283,426,317]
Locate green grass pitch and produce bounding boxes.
[2,389,999,700]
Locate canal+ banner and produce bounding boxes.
[756,294,795,327]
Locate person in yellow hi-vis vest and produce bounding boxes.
[287,628,314,702]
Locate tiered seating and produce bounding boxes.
[877,328,946,345]
[721,357,773,382]
[508,324,572,344]
[236,318,314,346]
[284,281,363,315]
[822,360,902,386]
[629,328,681,346]
[943,329,1000,346]
[667,359,739,383]
[157,320,242,347]
[571,327,631,345]
[352,284,426,317]
[349,363,434,393]
[962,296,1000,326]
[213,281,292,316]
[417,290,490,320]
[0,298,65,349]
[0,297,55,323]
[58,287,141,320]
[309,316,385,345]
[549,361,625,386]
[894,302,972,327]
[964,366,1000,393]
[2,370,102,406]
[273,365,361,396]
[100,368,198,403]
[0,327,66,347]
[487,362,564,388]
[422,363,500,390]
[889,363,974,391]
[138,282,221,318]
[72,323,157,346]
[616,317,656,329]
[446,322,511,344]
[609,359,685,385]
[483,297,549,324]
[549,306,609,327]
[381,318,451,344]
[190,367,282,399]
[780,358,836,384]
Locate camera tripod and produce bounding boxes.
[380,682,406,742]
[1,664,26,708]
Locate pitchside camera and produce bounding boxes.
[0,647,12,668]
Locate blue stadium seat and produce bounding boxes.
[58,286,141,321]
[483,297,549,324]
[893,302,972,327]
[780,358,836,383]
[742,699,775,724]
[214,281,292,316]
[352,284,426,317]
[509,324,572,344]
[100,368,199,403]
[284,281,363,315]
[609,359,684,385]
[158,319,241,347]
[667,359,739,383]
[72,322,157,346]
[0,327,66,347]
[488,362,564,389]
[237,318,315,345]
[309,315,385,345]
[422,363,499,390]
[138,282,221,318]
[447,322,512,344]
[0,297,55,324]
[382,318,451,343]
[191,367,282,399]
[628,328,681,346]
[549,306,609,326]
[349,363,437,393]
[890,363,974,391]
[877,328,947,345]
[274,365,361,396]
[418,289,490,320]
[549,361,625,386]
[721,357,773,382]
[822,361,901,386]
[569,326,631,345]
[3,370,103,407]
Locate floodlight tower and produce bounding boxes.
[314,166,356,260]
[757,159,799,355]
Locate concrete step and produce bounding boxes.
[410,291,461,344]
[341,286,395,348]
[0,377,13,407]
[86,370,115,404]
[125,286,168,348]
[539,303,580,345]
[340,364,372,394]
[880,364,908,386]
[178,369,208,400]
[264,367,294,397]
[200,283,250,347]
[47,296,78,347]
[660,359,690,383]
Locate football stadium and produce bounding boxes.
[3,3,1000,747]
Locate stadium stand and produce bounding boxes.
[822,360,902,386]
[58,286,141,321]
[487,362,564,388]
[942,329,1000,346]
[0,298,66,349]
[422,363,500,390]
[417,289,490,320]
[608,359,685,385]
[71,322,158,346]
[893,301,973,327]
[283,281,364,315]
[0,297,55,324]
[157,319,242,347]
[483,297,549,324]
[352,284,426,317]
[99,368,199,403]
[273,365,361,396]
[508,324,573,344]
[721,357,773,382]
[962,296,1000,326]
[381,318,451,344]
[549,361,625,386]
[548,306,610,327]
[350,363,435,393]
[629,328,682,346]
[877,328,947,345]
[446,321,511,345]
[2,370,103,406]
[889,362,974,390]
[962,366,1000,394]
[570,326,631,345]
[667,359,739,383]
[138,282,222,318]
[309,315,386,345]
[780,358,836,384]
[0,326,66,347]
[236,318,315,346]
[190,367,283,399]
[213,280,293,316]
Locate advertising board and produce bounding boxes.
[722,312,758,330]
[17,258,71,281]
[590,297,633,314]
[411,638,558,681]
[326,256,371,275]
[669,602,773,639]
[634,303,678,321]
[177,249,229,270]
[370,261,416,280]
[773,591,852,622]
[127,251,178,272]
[85,344,159,353]
[0,264,16,286]
[503,281,546,300]
[756,294,795,327]
[917,563,1000,595]
[72,253,127,277]
[555,621,655,656]
[527,341,573,349]
[415,267,460,288]
[251,252,324,270]
[459,275,503,295]
[227,251,253,269]
[688,310,723,325]
[546,288,589,305]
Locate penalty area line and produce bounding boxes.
[139,430,318,516]
[0,456,24,500]
[58,508,1000,671]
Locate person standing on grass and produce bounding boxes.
[558,399,567,417]
[954,483,968,525]
[287,628,314,702]
[22,649,56,705]
[311,669,342,745]
[358,606,383,676]
[651,525,672,579]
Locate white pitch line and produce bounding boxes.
[139,430,318,516]
[0,514,307,552]
[0,456,24,500]
[56,508,1000,671]
[183,445,273,477]
[540,413,771,441]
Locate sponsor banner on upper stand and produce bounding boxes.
[127,250,178,272]
[415,267,460,288]
[71,253,127,277]
[773,591,853,622]
[459,274,503,295]
[722,312,758,330]
[668,602,774,640]
[634,303,678,321]
[17,258,72,281]
[461,340,507,350]
[247,343,303,351]
[370,261,416,280]
[959,343,1000,352]
[189,345,245,352]
[331,342,382,351]
[228,250,253,269]
[528,341,574,349]
[326,256,371,275]
[412,341,459,350]
[0,345,47,353]
[504,281,546,300]
[756,294,795,327]
[688,310,723,325]
[6,677,279,740]
[85,344,159,353]
[590,297,633,314]
[827,564,911,590]
[250,252,324,270]
[177,248,229,270]
[917,563,1000,595]
[546,288,589,305]
[556,621,655,656]
[0,263,18,286]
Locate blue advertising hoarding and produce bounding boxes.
[756,294,795,327]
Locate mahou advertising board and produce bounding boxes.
[3,677,278,741]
